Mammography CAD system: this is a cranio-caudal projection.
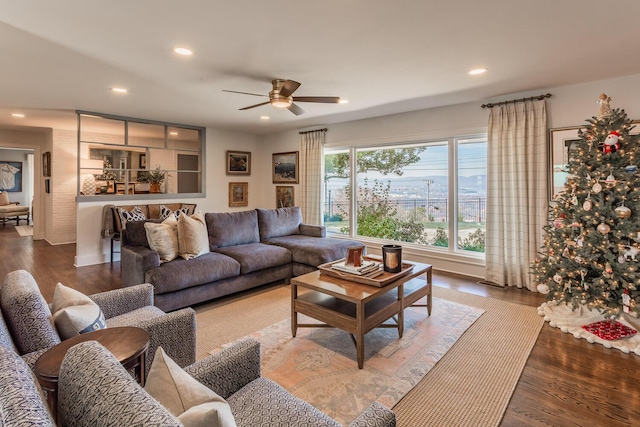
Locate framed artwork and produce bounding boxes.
[272,151,299,183]
[0,161,23,192]
[549,126,582,200]
[43,152,51,177]
[139,154,147,168]
[275,186,294,208]
[226,151,251,175]
[229,182,248,207]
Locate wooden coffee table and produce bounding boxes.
[34,326,149,424]
[291,260,432,368]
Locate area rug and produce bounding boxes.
[212,297,484,425]
[15,225,33,237]
[538,301,640,355]
[197,283,544,427]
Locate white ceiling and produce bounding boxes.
[1,0,640,136]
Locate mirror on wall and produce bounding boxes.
[77,111,204,199]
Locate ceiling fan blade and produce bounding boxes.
[239,101,271,110]
[222,89,268,98]
[287,103,305,115]
[293,96,340,103]
[278,80,301,97]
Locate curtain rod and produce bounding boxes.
[299,127,327,135]
[481,93,552,109]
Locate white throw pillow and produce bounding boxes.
[145,214,179,263]
[145,347,236,427]
[177,211,210,260]
[51,283,107,340]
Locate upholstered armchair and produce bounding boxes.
[0,269,196,373]
[58,338,396,427]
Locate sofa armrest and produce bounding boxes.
[299,223,326,238]
[183,338,261,400]
[348,402,396,427]
[121,246,160,287]
[137,308,196,374]
[89,283,154,319]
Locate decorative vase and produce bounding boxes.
[149,183,161,193]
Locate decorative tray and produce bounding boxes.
[318,255,414,287]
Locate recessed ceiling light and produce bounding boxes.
[468,68,488,75]
[11,113,25,118]
[174,47,193,56]
[169,131,179,136]
[339,99,349,104]
[110,87,128,93]
[260,116,270,120]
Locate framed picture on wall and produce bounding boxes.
[229,182,248,207]
[272,151,299,183]
[275,186,294,208]
[43,152,51,177]
[139,154,147,168]
[0,161,23,192]
[549,126,582,200]
[226,151,251,175]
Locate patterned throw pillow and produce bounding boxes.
[51,283,107,340]
[160,205,190,220]
[118,206,146,229]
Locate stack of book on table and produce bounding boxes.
[331,259,381,276]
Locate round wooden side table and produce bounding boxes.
[34,326,150,424]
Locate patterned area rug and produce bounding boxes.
[212,297,483,425]
[15,225,33,237]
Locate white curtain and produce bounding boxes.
[485,100,548,291]
[299,129,326,225]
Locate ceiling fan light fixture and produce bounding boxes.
[270,93,293,108]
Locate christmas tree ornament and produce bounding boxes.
[537,283,550,294]
[605,171,616,184]
[615,204,632,219]
[583,194,593,211]
[554,217,566,228]
[592,180,602,194]
[575,256,584,264]
[597,223,611,234]
[602,130,621,154]
[622,245,639,261]
[622,289,631,314]
[597,93,612,119]
[553,273,563,283]
[625,165,638,173]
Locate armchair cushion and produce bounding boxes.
[145,347,236,427]
[0,270,60,355]
[51,283,106,339]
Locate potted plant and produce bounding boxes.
[137,166,167,193]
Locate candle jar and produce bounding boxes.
[382,244,402,273]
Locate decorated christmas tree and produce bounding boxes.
[532,95,640,319]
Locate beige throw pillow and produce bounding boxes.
[51,283,107,340]
[0,192,9,206]
[145,214,179,263]
[177,211,210,260]
[145,347,236,427]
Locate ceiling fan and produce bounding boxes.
[222,79,340,116]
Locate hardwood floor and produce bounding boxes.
[1,224,638,426]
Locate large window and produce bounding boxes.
[324,135,486,254]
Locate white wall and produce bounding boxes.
[262,73,640,278]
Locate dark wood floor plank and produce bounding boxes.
[0,224,638,426]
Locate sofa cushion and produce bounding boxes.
[51,283,107,339]
[145,214,180,263]
[0,191,9,206]
[205,210,260,249]
[228,377,340,426]
[125,219,162,248]
[266,235,361,267]
[0,270,60,355]
[0,346,55,426]
[145,347,236,427]
[178,212,210,260]
[146,252,241,295]
[257,207,302,240]
[214,243,291,275]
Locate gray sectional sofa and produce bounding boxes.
[121,206,361,312]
